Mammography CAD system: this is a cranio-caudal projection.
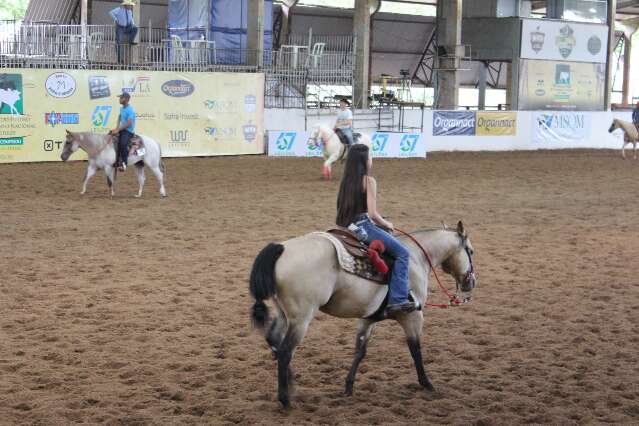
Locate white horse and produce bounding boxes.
[249,221,476,408]
[307,124,372,180]
[609,119,638,159]
[61,130,167,198]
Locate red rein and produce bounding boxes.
[394,228,462,309]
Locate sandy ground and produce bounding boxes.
[1,150,639,425]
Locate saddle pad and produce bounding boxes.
[313,232,388,284]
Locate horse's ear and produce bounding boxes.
[456,220,465,236]
[66,129,72,135]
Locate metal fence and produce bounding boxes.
[0,22,356,108]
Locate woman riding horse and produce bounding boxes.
[336,144,415,317]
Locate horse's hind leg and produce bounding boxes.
[150,164,167,198]
[105,165,115,198]
[398,311,434,391]
[134,164,145,198]
[266,310,295,389]
[344,319,376,396]
[277,315,311,408]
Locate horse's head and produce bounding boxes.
[60,129,80,161]
[307,125,323,149]
[440,221,476,295]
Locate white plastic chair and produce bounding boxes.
[170,34,187,63]
[87,32,104,61]
[306,42,325,68]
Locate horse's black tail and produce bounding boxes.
[249,243,285,329]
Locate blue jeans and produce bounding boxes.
[339,127,354,145]
[115,25,138,63]
[119,130,133,166]
[356,215,410,305]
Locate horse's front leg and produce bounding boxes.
[323,152,340,180]
[622,141,627,159]
[398,311,434,391]
[344,319,376,396]
[634,142,637,160]
[81,162,97,195]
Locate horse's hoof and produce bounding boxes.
[134,194,142,198]
[343,388,353,397]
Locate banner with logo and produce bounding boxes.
[475,112,517,136]
[533,111,591,144]
[432,111,476,136]
[521,18,608,63]
[519,59,605,111]
[0,68,264,163]
[268,131,427,158]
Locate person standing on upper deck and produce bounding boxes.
[110,0,138,63]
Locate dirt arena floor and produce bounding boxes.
[1,149,639,425]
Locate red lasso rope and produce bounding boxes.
[395,228,462,308]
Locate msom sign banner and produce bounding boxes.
[0,69,265,163]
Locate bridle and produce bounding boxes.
[396,228,475,308]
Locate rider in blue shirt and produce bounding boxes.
[109,92,136,171]
[110,0,138,63]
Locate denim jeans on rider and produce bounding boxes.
[339,127,354,145]
[119,130,133,166]
[356,216,410,305]
[115,24,138,63]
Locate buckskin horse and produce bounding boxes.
[608,118,638,159]
[61,130,167,198]
[249,221,476,408]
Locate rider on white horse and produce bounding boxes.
[109,91,136,172]
[334,98,354,146]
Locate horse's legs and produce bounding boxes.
[398,311,434,391]
[622,141,627,159]
[134,164,145,198]
[104,165,115,197]
[81,162,97,195]
[323,151,341,180]
[634,142,637,160]
[277,316,311,408]
[344,319,376,396]
[149,164,167,198]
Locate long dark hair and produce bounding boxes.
[336,144,370,227]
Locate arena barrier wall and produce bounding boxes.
[265,109,632,154]
[0,69,265,163]
[267,130,427,158]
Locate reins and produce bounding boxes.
[395,228,463,309]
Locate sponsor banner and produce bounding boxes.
[519,59,605,111]
[267,131,426,158]
[433,111,476,136]
[475,112,517,136]
[521,18,608,63]
[533,111,591,144]
[0,68,265,163]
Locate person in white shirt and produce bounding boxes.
[109,0,138,63]
[334,98,354,145]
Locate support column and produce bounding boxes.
[248,0,265,67]
[506,62,513,109]
[604,0,617,110]
[623,35,632,105]
[279,0,299,48]
[436,0,462,110]
[353,0,373,108]
[478,61,487,110]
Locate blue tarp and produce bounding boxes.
[168,0,209,41]
[210,0,273,64]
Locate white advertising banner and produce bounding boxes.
[267,131,427,158]
[532,111,591,145]
[521,19,608,63]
